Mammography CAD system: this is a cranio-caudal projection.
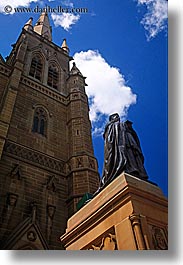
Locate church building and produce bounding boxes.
[0,12,99,250]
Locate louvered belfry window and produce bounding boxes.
[29,56,43,81]
[47,64,58,89]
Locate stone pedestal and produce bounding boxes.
[60,173,168,250]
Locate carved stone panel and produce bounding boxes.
[86,231,117,250]
[76,157,83,168]
[4,141,65,174]
[27,231,37,242]
[150,225,168,250]
[88,157,95,169]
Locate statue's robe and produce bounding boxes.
[124,122,148,180]
[99,118,148,191]
[100,119,127,189]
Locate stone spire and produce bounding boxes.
[23,17,33,31]
[34,12,52,41]
[70,62,83,76]
[61,39,69,54]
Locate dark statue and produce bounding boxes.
[77,113,149,209]
[99,113,148,190]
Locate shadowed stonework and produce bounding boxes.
[0,12,99,250]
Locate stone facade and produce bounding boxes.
[0,13,99,250]
[61,173,168,250]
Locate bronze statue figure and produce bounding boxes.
[124,120,148,180]
[99,113,148,190]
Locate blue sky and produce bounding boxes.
[0,0,168,196]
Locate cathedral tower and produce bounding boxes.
[0,13,99,250]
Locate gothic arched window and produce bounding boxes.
[47,64,59,89]
[29,56,43,81]
[32,107,47,136]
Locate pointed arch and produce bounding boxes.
[29,53,44,81]
[32,106,48,136]
[47,62,59,89]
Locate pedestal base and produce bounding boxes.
[60,173,168,250]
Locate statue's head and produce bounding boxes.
[109,113,120,122]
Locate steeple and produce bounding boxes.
[23,17,33,31]
[34,12,52,41]
[61,39,69,54]
[70,62,83,77]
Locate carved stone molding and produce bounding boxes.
[4,141,65,174]
[8,164,23,194]
[10,164,22,179]
[46,175,57,193]
[88,233,117,250]
[129,214,147,250]
[20,76,68,104]
[0,65,10,76]
[1,193,18,228]
[76,157,83,168]
[46,175,57,206]
[150,225,168,250]
[30,202,37,223]
[69,90,87,103]
[45,175,57,242]
[7,193,18,207]
[66,162,71,173]
[47,205,56,220]
[66,156,97,173]
[88,157,96,169]
[27,231,37,242]
[0,165,22,228]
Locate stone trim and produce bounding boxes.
[66,155,98,174]
[20,76,88,106]
[4,141,65,174]
[0,65,11,76]
[20,76,68,105]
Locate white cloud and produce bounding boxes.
[61,0,74,8]
[137,0,168,40]
[51,13,80,31]
[73,50,137,135]
[0,0,38,14]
